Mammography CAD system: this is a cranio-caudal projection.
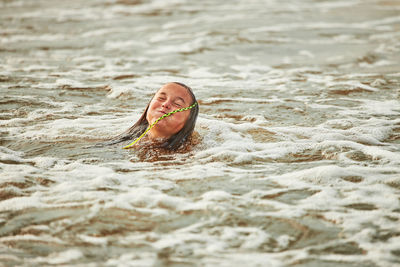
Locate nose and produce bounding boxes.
[161,100,172,110]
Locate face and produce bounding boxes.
[146,83,193,140]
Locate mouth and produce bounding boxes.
[157,110,167,115]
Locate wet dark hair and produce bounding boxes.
[108,82,199,150]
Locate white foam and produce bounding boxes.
[104,40,146,50]
[78,234,108,246]
[35,249,83,265]
[105,187,188,211]
[106,85,146,99]
[326,80,379,92]
[0,234,64,244]
[1,1,400,266]
[201,191,232,202]
[0,34,65,44]
[106,252,155,267]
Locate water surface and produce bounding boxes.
[1,0,400,266]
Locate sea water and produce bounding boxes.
[1,0,400,266]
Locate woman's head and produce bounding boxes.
[146,83,193,139]
[124,82,198,150]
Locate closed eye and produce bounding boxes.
[174,97,186,107]
[157,92,167,101]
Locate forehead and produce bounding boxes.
[156,83,192,102]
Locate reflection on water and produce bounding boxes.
[1,0,400,266]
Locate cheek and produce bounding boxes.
[172,111,190,126]
[146,101,159,120]
[148,100,159,111]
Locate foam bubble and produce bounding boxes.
[35,249,83,265]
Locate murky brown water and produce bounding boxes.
[1,0,400,266]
